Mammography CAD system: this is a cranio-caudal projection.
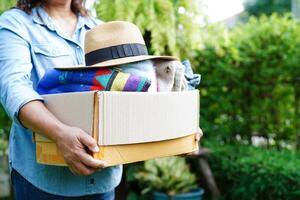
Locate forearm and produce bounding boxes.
[18,100,106,175]
[19,100,66,143]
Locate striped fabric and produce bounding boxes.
[37,68,151,95]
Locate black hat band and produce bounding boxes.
[85,43,148,66]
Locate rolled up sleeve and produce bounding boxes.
[0,28,43,125]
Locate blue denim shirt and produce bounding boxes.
[0,7,122,196]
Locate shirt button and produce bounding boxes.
[76,46,80,49]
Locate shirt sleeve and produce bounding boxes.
[0,27,43,125]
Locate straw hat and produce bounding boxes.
[57,21,177,69]
[85,21,178,67]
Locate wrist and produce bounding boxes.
[50,122,69,143]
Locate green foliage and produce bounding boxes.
[134,156,197,196]
[0,0,15,14]
[95,0,202,60]
[0,106,11,154]
[195,14,300,144]
[126,192,147,200]
[205,139,300,200]
[0,136,8,154]
[244,0,291,16]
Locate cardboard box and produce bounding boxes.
[35,90,200,166]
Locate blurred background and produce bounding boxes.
[1,0,300,199]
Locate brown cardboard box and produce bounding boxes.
[35,90,200,166]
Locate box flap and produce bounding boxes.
[39,91,95,140]
[98,90,199,145]
[94,134,198,166]
[36,134,199,166]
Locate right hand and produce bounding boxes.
[54,125,107,176]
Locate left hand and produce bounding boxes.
[195,127,203,142]
[184,127,203,156]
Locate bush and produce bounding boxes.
[0,106,11,155]
[96,0,202,61]
[0,0,15,14]
[204,140,300,200]
[244,0,291,17]
[134,157,197,196]
[195,14,300,144]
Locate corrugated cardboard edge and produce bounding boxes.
[36,134,199,166]
[198,90,200,125]
[92,92,99,157]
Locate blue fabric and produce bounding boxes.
[11,169,115,200]
[37,68,151,95]
[182,60,201,90]
[0,6,122,197]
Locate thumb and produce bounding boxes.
[79,132,99,153]
[197,127,203,137]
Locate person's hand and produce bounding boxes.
[184,127,203,156]
[195,127,203,142]
[54,125,107,176]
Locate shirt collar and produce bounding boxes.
[76,14,95,30]
[31,6,94,31]
[31,6,54,30]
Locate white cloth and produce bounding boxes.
[154,60,188,92]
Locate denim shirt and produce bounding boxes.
[0,7,122,196]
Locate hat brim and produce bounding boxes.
[55,55,178,70]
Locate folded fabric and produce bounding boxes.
[182,60,201,90]
[37,68,151,95]
[173,61,188,91]
[118,60,158,92]
[155,60,188,92]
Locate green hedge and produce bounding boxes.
[125,141,300,200]
[195,14,300,144]
[244,0,291,16]
[205,140,300,200]
[0,106,10,153]
[0,0,14,14]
